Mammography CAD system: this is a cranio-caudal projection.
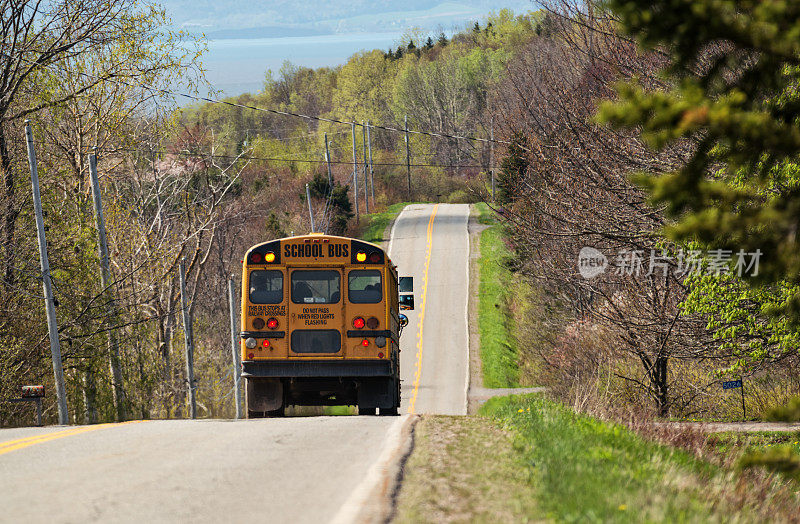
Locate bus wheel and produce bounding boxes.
[358,407,376,416]
[247,410,265,419]
[379,407,398,416]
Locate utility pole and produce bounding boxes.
[306,183,316,232]
[88,150,127,421]
[362,122,369,213]
[25,121,68,425]
[179,258,197,419]
[489,116,495,202]
[324,132,333,188]
[367,120,375,204]
[351,122,359,221]
[404,115,411,200]
[228,278,243,419]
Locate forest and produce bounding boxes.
[1,0,798,426]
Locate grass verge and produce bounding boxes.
[394,414,538,523]
[395,394,778,522]
[358,202,423,245]
[474,202,518,388]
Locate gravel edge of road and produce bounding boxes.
[330,414,419,524]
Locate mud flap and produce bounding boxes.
[358,378,396,409]
[246,378,283,412]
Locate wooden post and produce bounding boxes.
[367,120,375,204]
[306,183,315,232]
[404,115,411,199]
[228,278,243,419]
[179,258,197,419]
[24,121,68,425]
[351,122,359,221]
[324,132,333,188]
[88,151,127,422]
[362,122,369,213]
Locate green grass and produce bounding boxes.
[705,431,800,457]
[358,202,423,244]
[475,203,519,388]
[478,394,760,522]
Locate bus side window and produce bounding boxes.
[250,270,283,304]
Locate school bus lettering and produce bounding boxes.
[295,306,334,326]
[328,243,349,257]
[248,305,286,317]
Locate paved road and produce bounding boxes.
[0,203,471,523]
[391,204,470,415]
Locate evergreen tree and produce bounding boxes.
[437,32,448,46]
[424,37,434,50]
[407,39,415,52]
[308,173,354,235]
[497,132,528,206]
[598,0,800,320]
[473,21,480,33]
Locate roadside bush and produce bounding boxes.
[766,397,800,423]
[739,446,800,482]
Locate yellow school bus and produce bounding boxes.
[239,233,404,416]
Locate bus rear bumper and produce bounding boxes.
[241,359,393,378]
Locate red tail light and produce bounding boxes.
[378,352,384,358]
[252,317,265,330]
[250,253,263,263]
[366,317,379,329]
[361,339,370,347]
[353,317,365,329]
[369,252,381,263]
[267,318,279,329]
[262,340,271,348]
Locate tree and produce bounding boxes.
[598,0,800,322]
[437,33,449,47]
[424,37,434,51]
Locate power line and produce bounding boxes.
[37,61,516,150]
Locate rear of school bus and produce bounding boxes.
[239,233,401,416]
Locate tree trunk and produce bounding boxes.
[0,126,17,335]
[654,356,669,417]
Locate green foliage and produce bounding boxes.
[680,272,800,372]
[480,394,754,521]
[331,50,395,125]
[598,0,800,322]
[766,397,800,422]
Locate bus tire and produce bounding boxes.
[379,406,398,416]
[358,407,376,416]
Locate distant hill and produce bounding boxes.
[202,26,331,40]
[162,0,536,33]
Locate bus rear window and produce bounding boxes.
[291,330,341,353]
[249,270,283,304]
[291,270,340,304]
[348,270,382,303]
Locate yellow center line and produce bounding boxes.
[0,420,142,457]
[408,204,439,415]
